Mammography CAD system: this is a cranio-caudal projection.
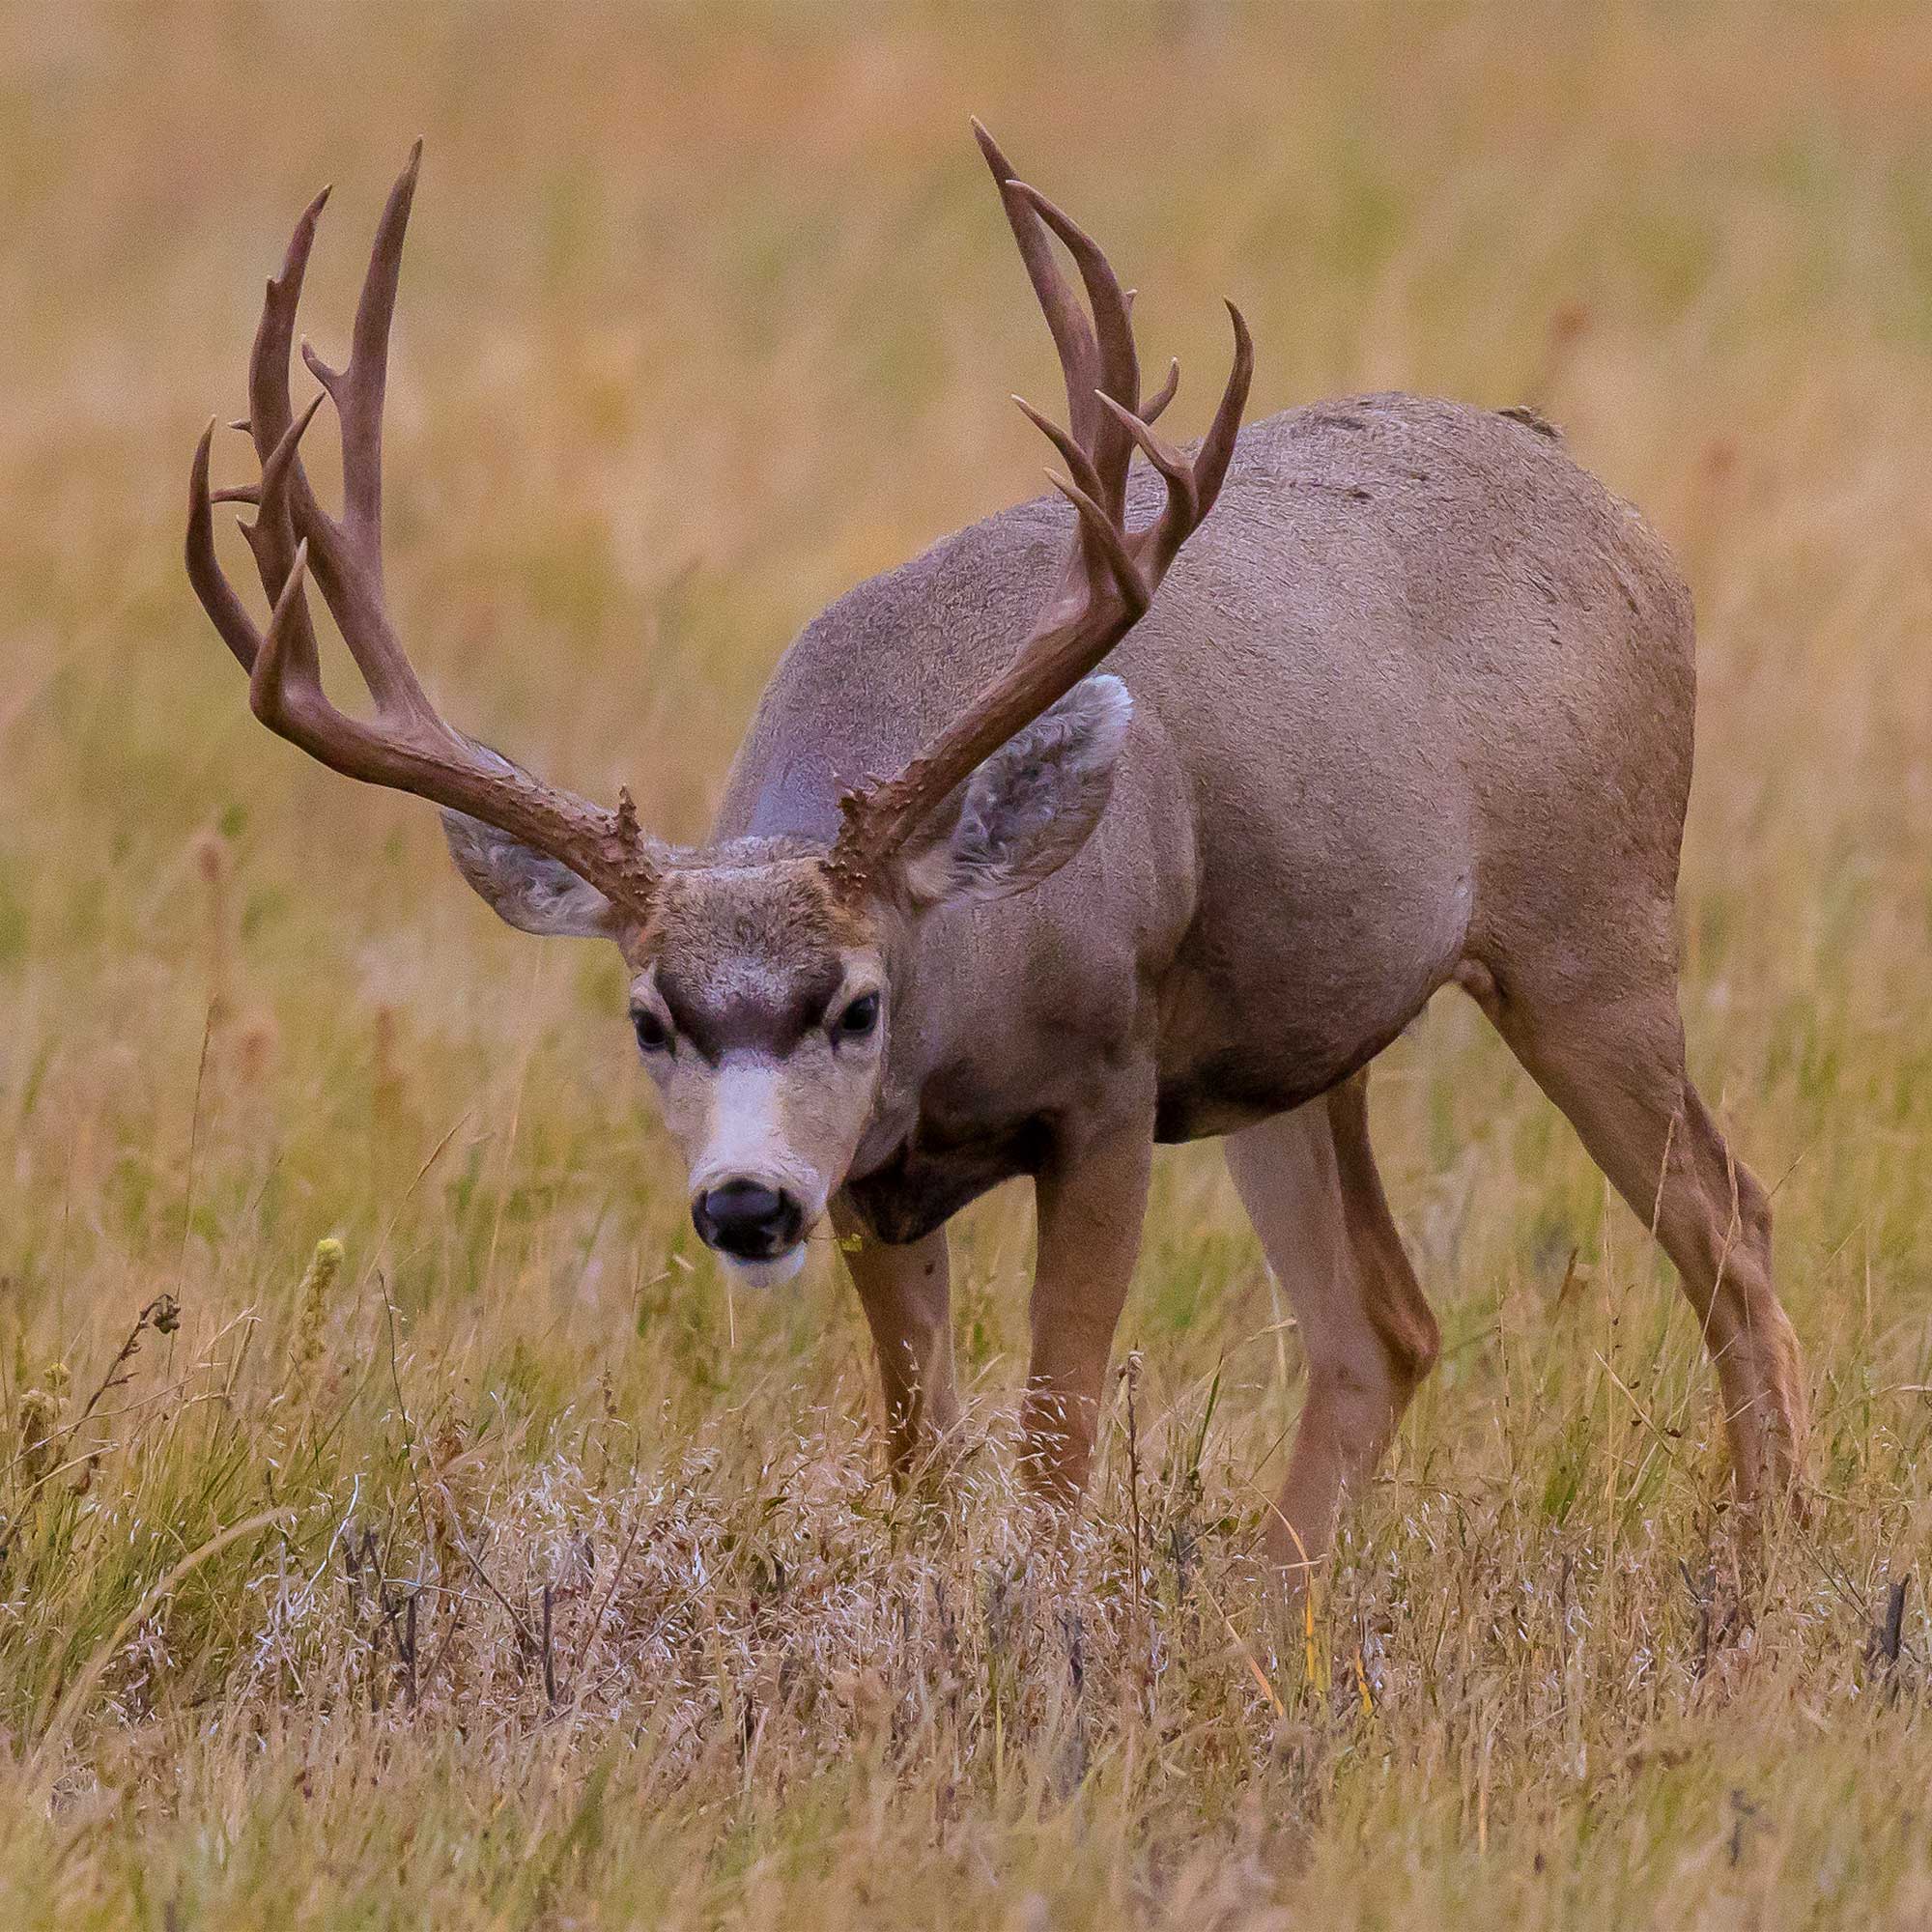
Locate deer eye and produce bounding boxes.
[632,1007,672,1054]
[835,991,880,1040]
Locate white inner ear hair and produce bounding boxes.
[440,810,614,938]
[909,673,1132,904]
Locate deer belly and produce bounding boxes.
[1151,878,1469,1143]
[1152,1031,1403,1142]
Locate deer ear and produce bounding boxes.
[440,810,619,939]
[898,674,1132,909]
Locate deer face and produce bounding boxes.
[621,852,888,1285]
[439,820,888,1283]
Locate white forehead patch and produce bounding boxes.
[686,1055,835,1220]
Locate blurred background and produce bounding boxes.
[3,0,1929,1465]
[4,5,1932,1921]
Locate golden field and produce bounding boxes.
[2,3,1930,1924]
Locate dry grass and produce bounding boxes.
[2,2,1931,1925]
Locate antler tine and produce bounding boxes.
[828,126,1253,890]
[1193,299,1254,513]
[256,391,328,518]
[250,536,319,731]
[1008,182,1141,516]
[214,182,336,707]
[186,422,265,673]
[302,139,419,552]
[243,185,330,563]
[1141,356,1179,426]
[234,388,329,697]
[1009,393,1108,507]
[973,121,1099,445]
[185,147,662,913]
[1095,390,1193,497]
[1131,298,1251,582]
[284,144,435,721]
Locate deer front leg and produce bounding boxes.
[833,1197,960,1482]
[1020,1113,1153,1505]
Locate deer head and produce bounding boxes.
[186,127,1250,1284]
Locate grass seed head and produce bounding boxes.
[288,1238,346,1390]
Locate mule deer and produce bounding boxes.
[186,130,1805,1571]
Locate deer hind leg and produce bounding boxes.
[1226,1072,1440,1577]
[1470,970,1806,1501]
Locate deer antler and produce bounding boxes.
[827,120,1252,889]
[185,144,660,913]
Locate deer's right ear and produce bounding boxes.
[895,674,1132,909]
[440,810,620,939]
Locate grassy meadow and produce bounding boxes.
[3,2,1932,1923]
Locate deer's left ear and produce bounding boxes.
[440,810,621,939]
[898,674,1132,908]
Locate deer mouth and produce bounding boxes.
[718,1244,809,1290]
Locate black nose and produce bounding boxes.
[693,1179,805,1261]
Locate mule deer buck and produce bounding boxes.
[186,130,1805,1572]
